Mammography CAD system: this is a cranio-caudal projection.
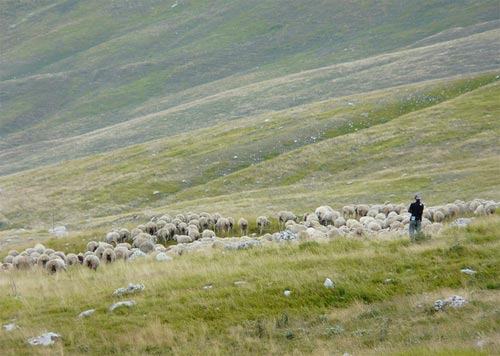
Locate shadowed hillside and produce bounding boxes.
[1,0,499,175]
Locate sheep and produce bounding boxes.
[51,251,67,264]
[177,222,188,236]
[33,243,46,255]
[342,205,356,219]
[45,259,66,274]
[188,224,200,241]
[101,248,116,264]
[175,235,192,244]
[145,221,158,235]
[227,217,235,233]
[3,255,14,264]
[484,202,497,215]
[201,229,216,239]
[315,206,333,224]
[139,240,155,253]
[114,246,130,260]
[83,255,100,271]
[256,216,271,235]
[105,231,120,245]
[199,216,211,231]
[355,204,370,218]
[13,255,34,270]
[236,218,249,235]
[37,254,50,268]
[279,211,298,229]
[215,217,230,235]
[433,210,445,223]
[86,241,99,252]
[66,253,79,266]
[118,228,131,243]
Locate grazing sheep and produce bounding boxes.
[355,204,370,218]
[105,231,120,245]
[342,205,356,219]
[114,246,130,261]
[66,253,79,266]
[13,255,34,270]
[118,228,131,243]
[139,240,155,253]
[279,211,298,229]
[188,224,200,241]
[238,218,249,235]
[256,216,271,235]
[83,255,100,271]
[102,248,116,263]
[145,221,158,235]
[215,217,230,235]
[484,202,497,215]
[52,251,67,264]
[175,235,192,244]
[201,229,216,239]
[37,254,50,268]
[315,206,333,225]
[45,259,66,274]
[33,243,46,255]
[86,241,99,252]
[3,255,14,264]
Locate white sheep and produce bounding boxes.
[45,259,66,273]
[237,218,249,235]
[278,211,298,229]
[256,216,271,235]
[83,254,100,271]
[201,229,216,239]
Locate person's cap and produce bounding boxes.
[414,193,421,200]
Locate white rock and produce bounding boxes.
[28,332,61,346]
[324,278,335,289]
[460,268,477,275]
[3,323,16,331]
[109,300,136,312]
[78,309,95,318]
[234,281,247,286]
[284,290,291,297]
[113,283,145,296]
[155,252,172,261]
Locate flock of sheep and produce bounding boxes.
[1,198,497,273]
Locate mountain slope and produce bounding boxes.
[0,73,498,229]
[1,0,499,175]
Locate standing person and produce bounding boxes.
[408,193,424,241]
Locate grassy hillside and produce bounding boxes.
[0,73,498,230]
[1,216,499,355]
[1,1,499,175]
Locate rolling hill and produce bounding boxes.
[0,0,499,229]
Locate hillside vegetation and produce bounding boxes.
[0,73,498,230]
[1,1,499,175]
[1,216,499,355]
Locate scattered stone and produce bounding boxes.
[460,268,477,275]
[224,239,260,250]
[284,290,291,297]
[155,252,172,261]
[48,226,68,238]
[113,283,145,296]
[324,278,335,289]
[78,309,95,318]
[203,285,213,290]
[28,332,61,346]
[3,323,16,331]
[273,230,298,243]
[384,278,393,284]
[128,250,147,261]
[434,295,467,310]
[234,281,246,286]
[110,300,136,312]
[450,218,474,228]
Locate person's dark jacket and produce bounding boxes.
[408,200,424,221]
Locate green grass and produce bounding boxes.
[1,1,499,175]
[0,73,498,229]
[1,216,499,355]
